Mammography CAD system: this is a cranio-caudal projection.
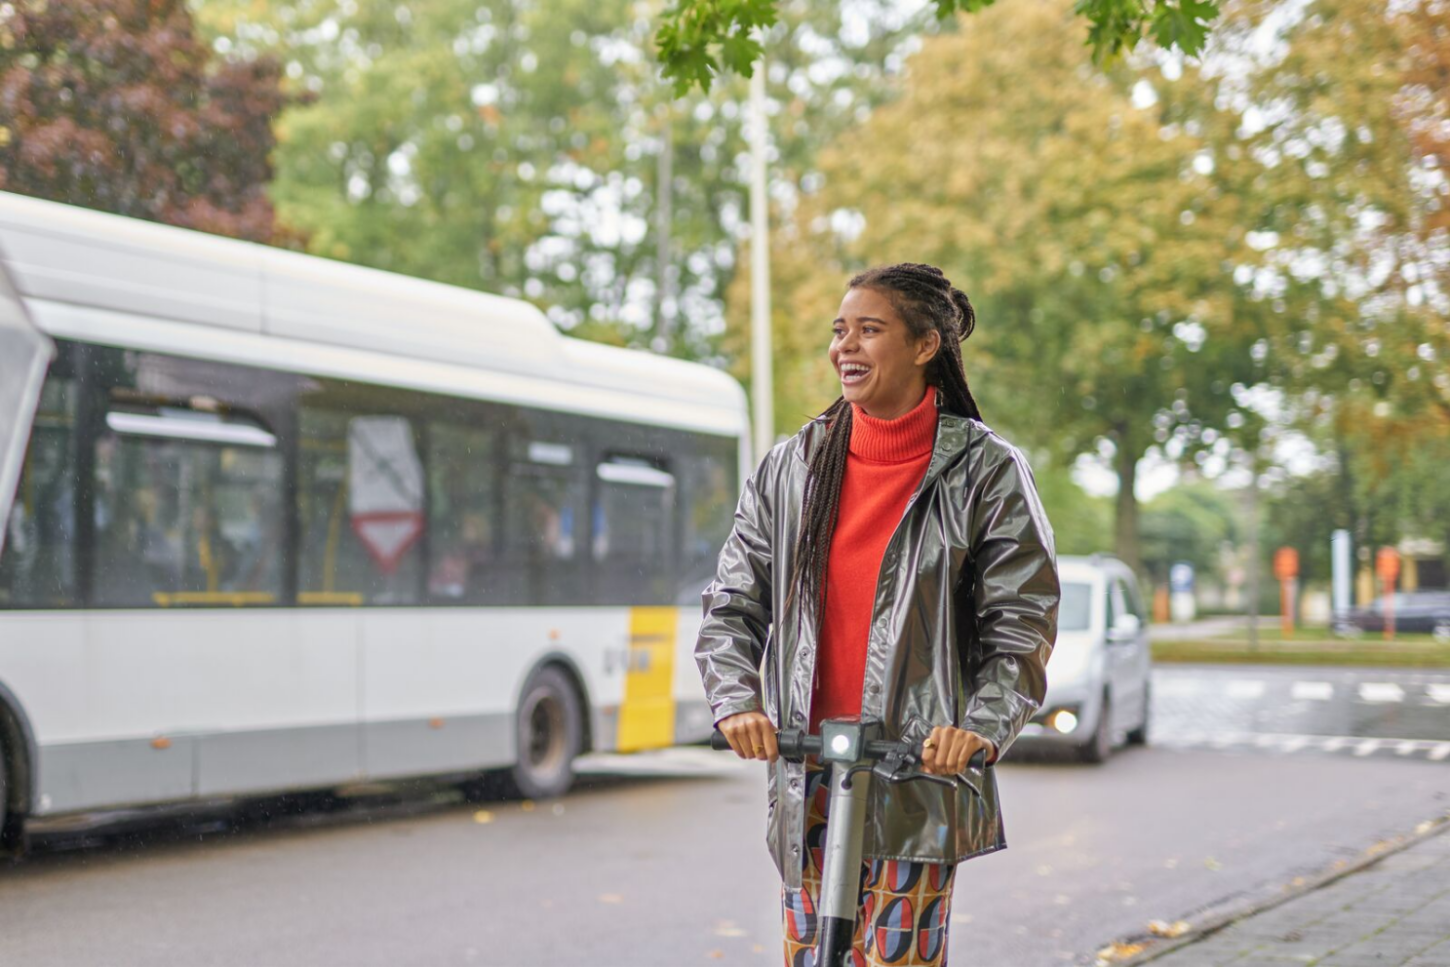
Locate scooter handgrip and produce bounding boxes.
[709,730,733,751]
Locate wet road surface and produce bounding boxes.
[0,663,1446,966]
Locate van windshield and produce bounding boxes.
[1060,581,1092,631]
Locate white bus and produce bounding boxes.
[0,191,749,851]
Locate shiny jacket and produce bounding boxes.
[696,411,1059,889]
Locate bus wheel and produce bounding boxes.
[504,665,582,800]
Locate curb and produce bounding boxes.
[1095,810,1450,966]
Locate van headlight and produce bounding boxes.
[1050,710,1079,734]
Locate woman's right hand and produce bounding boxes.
[717,711,779,763]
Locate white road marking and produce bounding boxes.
[1156,678,1202,697]
[1358,683,1406,703]
[1156,728,1450,761]
[1291,681,1334,701]
[1425,684,1450,705]
[1228,680,1266,699]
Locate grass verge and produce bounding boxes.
[1151,630,1450,668]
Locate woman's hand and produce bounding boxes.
[717,711,779,764]
[920,725,995,775]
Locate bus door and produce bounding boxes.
[594,457,678,751]
[0,256,54,558]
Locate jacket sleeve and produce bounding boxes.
[695,455,776,727]
[958,439,1059,760]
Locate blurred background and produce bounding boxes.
[0,0,1447,964]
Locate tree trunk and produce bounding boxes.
[1113,426,1143,576]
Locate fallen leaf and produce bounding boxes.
[598,893,623,904]
[751,945,765,953]
[1095,941,1146,964]
[714,920,745,938]
[707,950,724,960]
[1204,857,1222,871]
[1147,920,1191,938]
[520,800,536,812]
[552,803,565,816]
[473,810,494,824]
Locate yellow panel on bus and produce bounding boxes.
[616,606,678,751]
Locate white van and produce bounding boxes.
[1014,554,1152,763]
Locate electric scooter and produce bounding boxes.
[711,718,987,967]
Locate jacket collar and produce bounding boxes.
[795,410,974,486]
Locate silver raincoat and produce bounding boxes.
[696,411,1059,889]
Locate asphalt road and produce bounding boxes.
[0,665,1445,967]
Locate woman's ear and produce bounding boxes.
[915,329,942,367]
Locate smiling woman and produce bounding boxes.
[698,262,1059,967]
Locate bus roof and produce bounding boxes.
[0,191,746,436]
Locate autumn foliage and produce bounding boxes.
[0,0,296,243]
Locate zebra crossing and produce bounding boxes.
[1150,666,1450,764]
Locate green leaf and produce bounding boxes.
[1148,0,1219,56]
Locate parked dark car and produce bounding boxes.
[1336,591,1450,639]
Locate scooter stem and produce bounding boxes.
[816,756,872,966]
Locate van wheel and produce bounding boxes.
[1126,686,1150,746]
[501,666,582,800]
[1079,693,1113,764]
[0,739,7,844]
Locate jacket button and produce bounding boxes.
[791,845,800,855]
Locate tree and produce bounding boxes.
[0,0,295,243]
[1140,481,1237,584]
[737,0,1268,573]
[655,0,1222,93]
[1209,0,1450,426]
[200,0,934,356]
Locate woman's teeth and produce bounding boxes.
[840,364,869,385]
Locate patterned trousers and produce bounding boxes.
[781,763,956,967]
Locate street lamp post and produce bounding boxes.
[749,61,773,465]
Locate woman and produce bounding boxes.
[696,263,1059,966]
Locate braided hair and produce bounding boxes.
[784,262,983,636]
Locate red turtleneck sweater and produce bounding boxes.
[809,386,938,732]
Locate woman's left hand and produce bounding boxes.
[920,726,996,775]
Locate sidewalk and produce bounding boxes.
[1140,822,1450,966]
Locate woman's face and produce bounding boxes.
[830,286,941,420]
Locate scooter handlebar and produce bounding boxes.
[709,729,822,758]
[709,728,983,769]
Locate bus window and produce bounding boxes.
[91,407,283,608]
[676,439,736,604]
[297,409,423,607]
[0,368,78,608]
[426,422,498,602]
[502,434,586,605]
[593,457,675,606]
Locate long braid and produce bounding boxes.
[785,262,984,639]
